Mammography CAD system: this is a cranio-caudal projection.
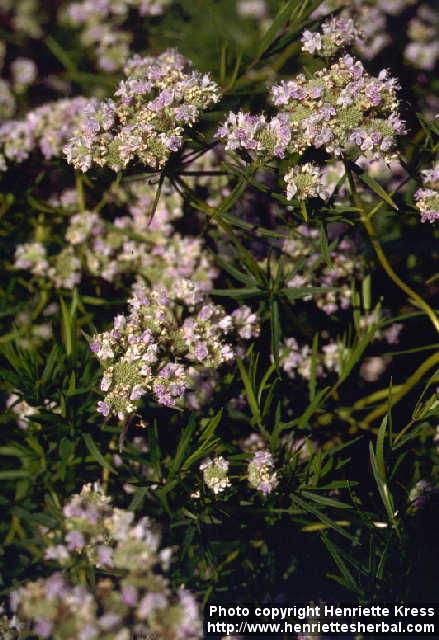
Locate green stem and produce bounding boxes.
[362,351,439,427]
[346,167,439,335]
[75,172,86,212]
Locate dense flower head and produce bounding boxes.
[0,97,91,169]
[14,242,48,276]
[301,17,360,58]
[218,33,406,167]
[270,54,406,162]
[44,482,167,573]
[247,450,278,495]
[91,281,259,417]
[12,483,202,640]
[200,456,231,495]
[415,162,439,223]
[284,162,331,201]
[279,337,317,380]
[215,111,291,159]
[66,0,172,71]
[64,49,221,172]
[47,247,82,289]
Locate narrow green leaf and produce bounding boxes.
[0,470,30,480]
[270,298,281,370]
[291,494,354,541]
[308,333,319,401]
[236,357,261,424]
[200,409,223,443]
[360,173,398,210]
[301,490,352,510]
[211,287,265,300]
[129,486,149,512]
[322,534,362,594]
[215,256,256,286]
[320,224,332,268]
[172,417,197,473]
[83,433,115,473]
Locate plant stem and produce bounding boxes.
[362,351,439,427]
[346,167,439,335]
[75,172,86,212]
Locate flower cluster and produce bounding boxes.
[64,49,221,172]
[284,163,331,201]
[10,57,37,93]
[14,180,218,296]
[217,28,406,168]
[12,483,202,640]
[66,0,171,71]
[282,224,363,315]
[270,53,406,162]
[91,282,259,417]
[0,97,91,169]
[0,0,43,38]
[44,482,163,570]
[405,5,439,71]
[247,450,278,495]
[311,0,416,61]
[415,162,439,223]
[301,17,360,58]
[279,337,349,381]
[216,111,291,159]
[199,447,280,497]
[70,183,217,297]
[408,479,436,512]
[14,242,81,289]
[200,456,231,495]
[6,394,38,430]
[14,242,48,276]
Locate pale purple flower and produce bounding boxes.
[66,530,85,551]
[97,401,110,417]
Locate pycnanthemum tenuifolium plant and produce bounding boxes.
[2,0,439,631]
